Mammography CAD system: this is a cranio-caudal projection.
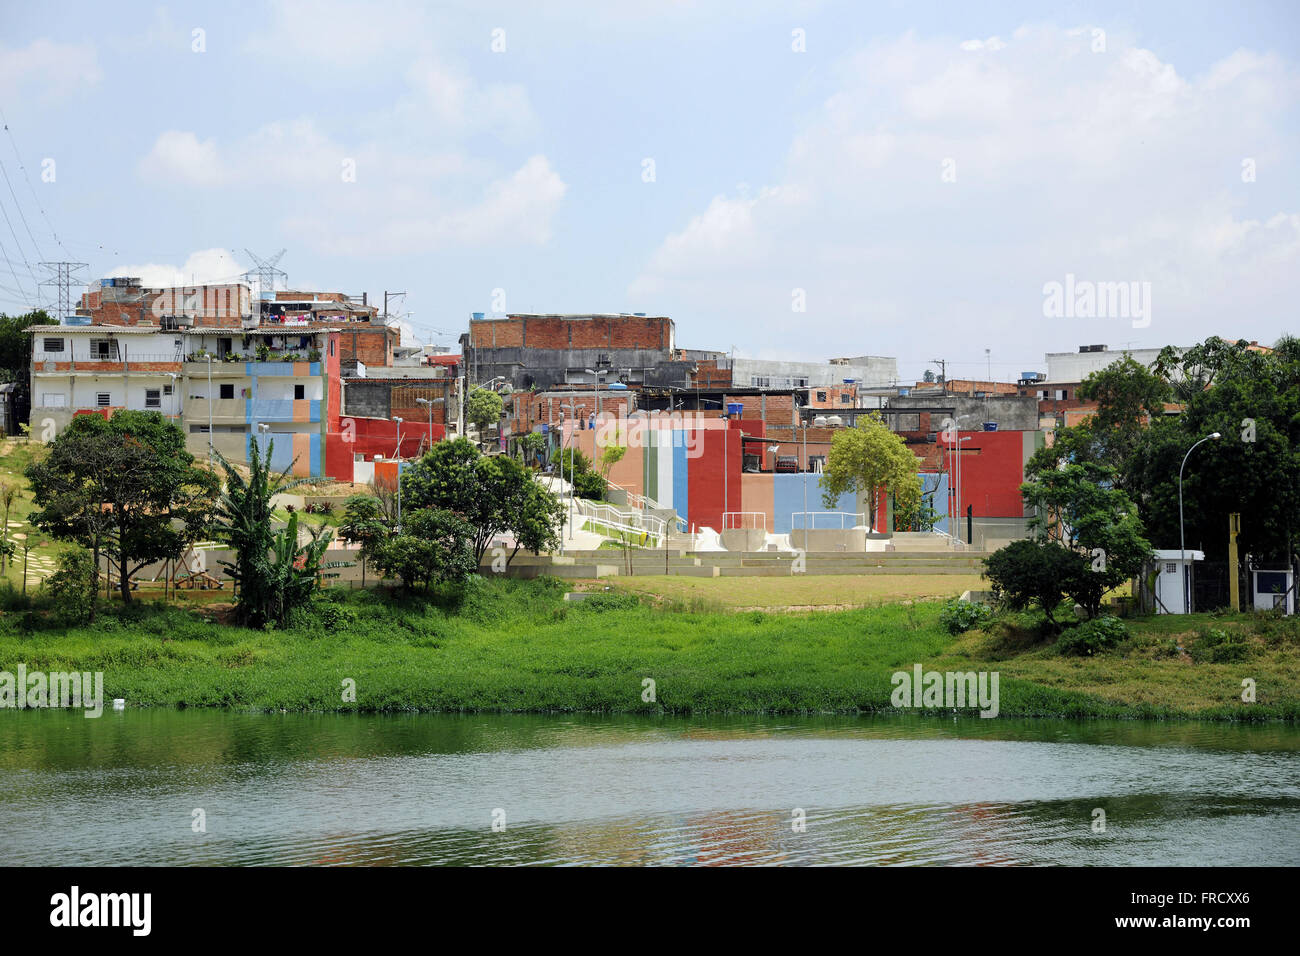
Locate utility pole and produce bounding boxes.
[1228,513,1242,612]
[932,358,947,395]
[383,291,406,325]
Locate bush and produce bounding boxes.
[572,471,606,501]
[939,599,994,635]
[1190,626,1252,663]
[984,539,1082,626]
[576,591,641,613]
[43,547,96,622]
[1057,615,1127,656]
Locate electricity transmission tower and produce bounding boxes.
[241,248,287,297]
[38,261,88,320]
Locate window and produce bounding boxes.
[96,393,111,407]
[1164,563,1177,574]
[145,389,161,408]
[294,384,305,400]
[816,391,827,402]
[219,383,234,400]
[42,392,67,407]
[163,384,173,396]
[1055,389,1068,401]
[43,337,64,353]
[89,338,117,359]
[840,393,851,404]
[329,340,335,356]
[189,425,210,434]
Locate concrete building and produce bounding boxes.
[730,354,897,390]
[27,325,186,435]
[460,313,697,391]
[183,327,339,476]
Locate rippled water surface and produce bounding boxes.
[2,711,1298,865]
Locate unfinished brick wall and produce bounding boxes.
[469,315,672,351]
[724,393,796,427]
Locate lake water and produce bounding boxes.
[2,711,1298,866]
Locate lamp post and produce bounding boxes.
[1179,431,1221,614]
[391,417,405,531]
[584,367,608,420]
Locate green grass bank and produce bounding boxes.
[1,577,1297,719]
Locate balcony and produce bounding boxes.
[183,397,320,424]
[181,359,321,377]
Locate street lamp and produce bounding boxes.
[393,417,405,530]
[584,367,608,420]
[1179,431,1221,614]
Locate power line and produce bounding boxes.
[0,106,73,259]
[0,238,36,310]
[0,191,38,307]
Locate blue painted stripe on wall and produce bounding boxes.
[310,434,321,476]
[672,431,689,528]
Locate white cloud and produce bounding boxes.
[286,154,568,255]
[0,39,101,101]
[103,249,249,288]
[630,25,1300,367]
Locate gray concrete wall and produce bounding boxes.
[888,393,1039,431]
[790,528,868,552]
[465,347,693,391]
[731,356,898,389]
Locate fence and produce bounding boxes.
[791,511,866,530]
[722,511,767,531]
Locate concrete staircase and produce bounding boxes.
[490,549,989,579]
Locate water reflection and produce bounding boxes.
[1,711,1297,865]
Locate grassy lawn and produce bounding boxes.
[2,577,1295,719]
[0,439,70,590]
[603,573,988,609]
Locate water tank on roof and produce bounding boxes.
[726,403,743,416]
[826,415,843,427]
[472,312,485,319]
[813,416,828,427]
[983,422,998,431]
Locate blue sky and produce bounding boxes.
[1,0,1297,382]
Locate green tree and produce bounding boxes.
[984,538,1079,628]
[26,410,217,606]
[466,388,504,443]
[43,546,96,623]
[369,507,476,591]
[0,481,17,573]
[597,428,627,477]
[1131,336,1300,562]
[401,437,563,564]
[519,431,548,468]
[1021,460,1151,618]
[339,494,388,587]
[214,440,335,627]
[504,475,564,564]
[819,413,921,529]
[0,309,48,428]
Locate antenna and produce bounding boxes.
[38,261,88,320]
[241,248,287,297]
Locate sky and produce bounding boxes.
[1,0,1297,384]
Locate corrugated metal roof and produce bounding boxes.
[26,325,161,334]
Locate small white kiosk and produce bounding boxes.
[1152,549,1203,615]
[1252,568,1295,614]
